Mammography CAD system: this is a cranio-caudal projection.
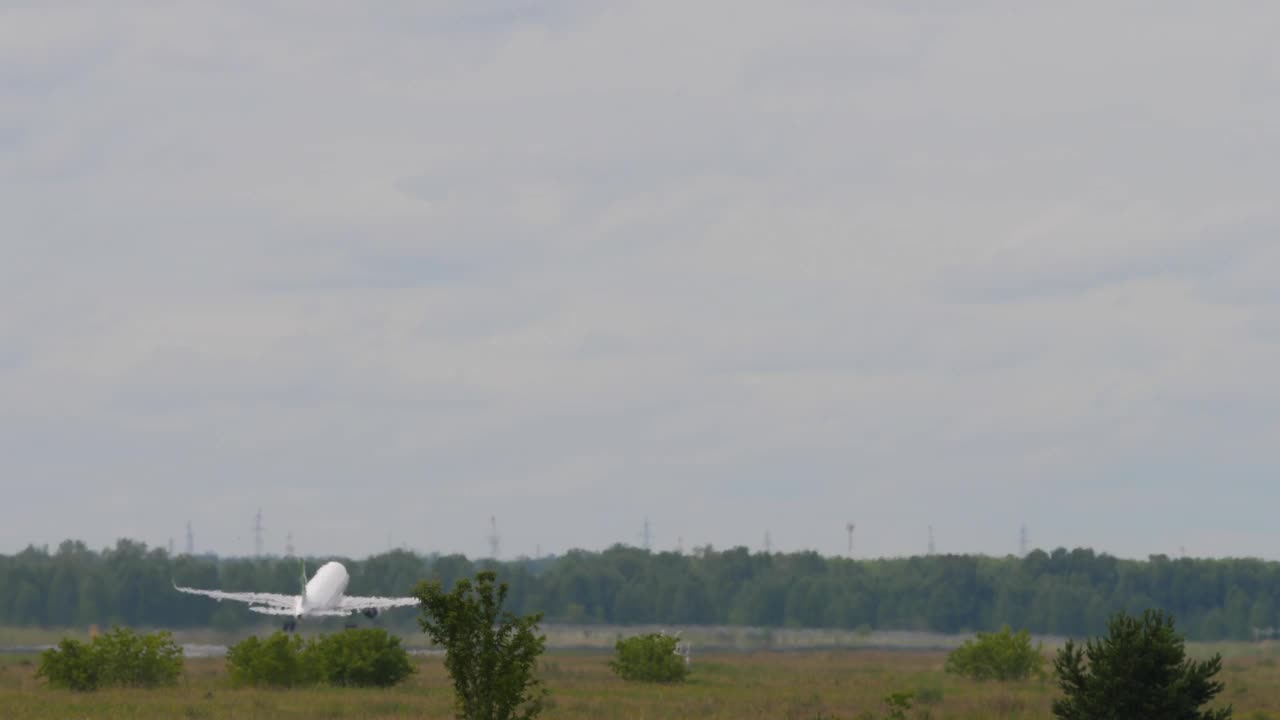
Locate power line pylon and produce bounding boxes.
[253,509,265,557]
[488,516,500,560]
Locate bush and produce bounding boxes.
[945,626,1045,681]
[609,632,688,683]
[226,628,413,688]
[883,691,914,720]
[1053,609,1231,720]
[36,627,183,691]
[312,628,414,688]
[36,638,99,691]
[226,632,316,688]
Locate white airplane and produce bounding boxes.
[174,560,419,632]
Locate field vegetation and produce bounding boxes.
[0,644,1268,719]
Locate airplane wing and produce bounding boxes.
[337,595,420,613]
[246,606,350,617]
[173,582,297,610]
[247,605,300,616]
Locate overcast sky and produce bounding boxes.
[2,2,1278,561]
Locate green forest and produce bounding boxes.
[1,539,1277,641]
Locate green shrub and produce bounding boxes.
[883,691,914,720]
[226,632,317,688]
[36,638,100,691]
[226,628,413,688]
[36,628,183,691]
[609,632,688,683]
[312,628,414,688]
[945,626,1044,681]
[93,627,184,688]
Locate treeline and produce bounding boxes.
[2,539,1278,640]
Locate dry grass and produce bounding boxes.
[0,646,1268,719]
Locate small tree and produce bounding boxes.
[414,570,548,720]
[1052,609,1231,720]
[945,625,1045,681]
[609,632,688,683]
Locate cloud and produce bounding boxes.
[1,1,1278,559]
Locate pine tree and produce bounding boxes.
[1052,609,1230,720]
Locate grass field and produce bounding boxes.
[1,644,1272,720]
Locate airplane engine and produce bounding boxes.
[362,608,379,619]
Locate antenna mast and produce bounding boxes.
[846,522,855,558]
[1019,523,1028,557]
[764,530,772,554]
[488,516,500,559]
[185,521,194,556]
[642,517,651,551]
[253,509,264,557]
[927,525,935,556]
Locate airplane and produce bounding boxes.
[174,560,419,632]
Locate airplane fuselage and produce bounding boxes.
[301,561,350,615]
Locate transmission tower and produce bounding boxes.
[285,531,295,557]
[185,521,194,555]
[927,525,935,556]
[1019,523,1028,556]
[846,522,855,558]
[642,517,651,552]
[488,516,500,559]
[167,537,175,556]
[676,536,684,554]
[764,530,772,554]
[253,509,265,557]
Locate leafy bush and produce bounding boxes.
[415,570,548,720]
[945,625,1044,681]
[36,627,183,691]
[226,632,316,688]
[883,691,914,720]
[609,632,688,683]
[312,628,414,688]
[93,626,185,688]
[1053,609,1231,720]
[226,628,413,688]
[36,638,99,691]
